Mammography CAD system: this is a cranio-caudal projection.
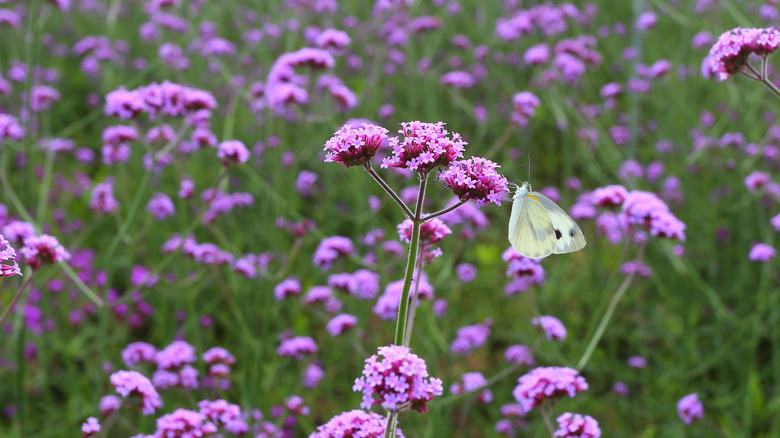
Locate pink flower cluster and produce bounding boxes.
[311,409,404,438]
[0,233,21,277]
[439,157,509,207]
[352,345,443,413]
[382,121,466,175]
[19,234,71,270]
[512,367,588,411]
[450,319,492,355]
[709,27,780,80]
[532,315,567,341]
[104,81,217,120]
[110,370,163,415]
[324,123,389,168]
[152,340,200,390]
[502,247,546,295]
[554,413,601,438]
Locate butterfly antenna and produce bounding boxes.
[527,153,532,182]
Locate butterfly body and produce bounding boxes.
[508,181,586,259]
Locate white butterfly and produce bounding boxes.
[508,181,586,259]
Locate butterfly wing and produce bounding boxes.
[530,191,587,254]
[509,194,557,259]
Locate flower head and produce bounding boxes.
[749,243,776,262]
[440,157,509,207]
[450,372,492,403]
[81,417,100,437]
[554,413,601,438]
[513,367,588,411]
[381,121,466,175]
[323,123,388,168]
[154,408,218,437]
[450,319,492,355]
[110,370,162,415]
[277,336,318,360]
[709,27,780,80]
[532,315,567,341]
[677,393,704,424]
[0,234,21,277]
[310,410,404,438]
[352,345,443,413]
[20,234,70,270]
[217,140,250,166]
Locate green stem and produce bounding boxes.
[576,244,646,370]
[365,166,413,219]
[0,273,34,327]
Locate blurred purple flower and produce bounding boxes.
[513,367,588,412]
[110,370,162,415]
[532,315,567,341]
[554,412,601,438]
[677,393,704,424]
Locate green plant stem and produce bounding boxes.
[0,273,34,327]
[365,166,413,219]
[577,244,646,370]
[402,247,425,347]
[384,174,428,438]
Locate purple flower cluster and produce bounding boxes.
[110,370,163,415]
[277,335,318,360]
[326,313,358,336]
[20,234,71,270]
[677,393,704,424]
[0,233,21,277]
[510,92,541,127]
[554,413,601,438]
[502,247,546,295]
[122,341,157,367]
[450,372,492,403]
[512,367,588,412]
[104,81,217,120]
[532,315,567,341]
[0,113,25,141]
[324,123,389,168]
[439,157,508,207]
[373,274,434,320]
[153,408,218,438]
[505,344,535,366]
[381,121,466,175]
[328,269,381,300]
[310,409,404,438]
[708,27,780,80]
[152,340,199,390]
[352,345,443,413]
[198,399,248,435]
[450,319,492,355]
[312,236,354,271]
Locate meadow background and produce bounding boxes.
[1,0,778,437]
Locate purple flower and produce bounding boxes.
[303,362,325,389]
[146,192,175,220]
[277,336,317,360]
[677,393,704,424]
[99,395,121,416]
[440,70,476,88]
[635,11,657,30]
[89,180,119,214]
[591,185,628,207]
[0,114,25,141]
[450,319,492,354]
[532,315,567,341]
[311,410,404,438]
[203,347,235,366]
[505,344,535,366]
[274,276,302,301]
[450,372,492,403]
[381,121,466,175]
[745,171,772,192]
[620,260,652,277]
[198,399,247,434]
[554,413,601,437]
[326,313,358,336]
[749,243,776,262]
[709,27,780,80]
[329,269,380,300]
[312,236,354,271]
[216,140,250,166]
[621,191,686,241]
[154,408,218,437]
[353,345,443,413]
[503,248,546,295]
[122,342,157,367]
[455,263,477,282]
[617,159,643,181]
[613,382,629,396]
[155,340,197,370]
[397,218,452,245]
[20,234,70,270]
[373,275,434,320]
[0,234,21,277]
[316,29,351,51]
[323,123,388,168]
[440,157,509,207]
[512,367,588,412]
[627,356,647,368]
[524,43,550,65]
[110,370,162,415]
[81,417,100,437]
[295,170,318,197]
[609,125,631,145]
[31,85,61,112]
[510,91,541,126]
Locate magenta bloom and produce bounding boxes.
[217,140,250,166]
[0,234,21,277]
[677,393,704,424]
[203,347,235,366]
[440,157,508,207]
[532,315,567,341]
[277,336,318,360]
[590,185,628,207]
[397,218,451,244]
[323,123,389,168]
[450,319,492,355]
[554,413,601,438]
[620,260,652,277]
[155,408,218,437]
[621,191,686,241]
[312,236,354,271]
[450,372,492,403]
[146,192,175,220]
[110,370,162,415]
[274,276,302,301]
[81,417,100,437]
[513,367,588,411]
[627,356,647,368]
[20,234,70,270]
[352,345,443,413]
[121,341,157,367]
[326,313,358,336]
[30,85,61,112]
[510,91,541,126]
[749,243,776,262]
[303,362,325,389]
[310,409,404,438]
[505,344,535,366]
[89,180,120,214]
[440,70,476,88]
[0,113,25,141]
[709,27,780,80]
[198,399,248,435]
[745,171,772,192]
[155,340,197,370]
[381,121,466,175]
